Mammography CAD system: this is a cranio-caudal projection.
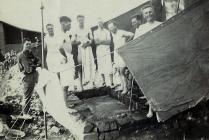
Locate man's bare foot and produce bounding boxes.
[139,96,146,99]
[83,81,89,86]
[115,85,123,91]
[67,108,78,114]
[76,85,83,92]
[146,110,153,118]
[121,89,128,95]
[92,82,96,88]
[101,82,106,87]
[110,83,115,88]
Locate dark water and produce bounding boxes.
[117,101,209,140]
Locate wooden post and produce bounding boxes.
[40,2,47,140]
[44,111,48,140]
[129,78,134,111]
[41,2,45,68]
[21,30,24,51]
[21,30,24,43]
[0,22,6,53]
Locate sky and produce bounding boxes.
[0,0,148,32]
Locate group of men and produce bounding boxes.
[18,4,162,118]
[44,15,135,95]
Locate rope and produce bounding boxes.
[57,49,119,73]
[5,94,34,137]
[15,107,32,140]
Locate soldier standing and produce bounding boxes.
[18,38,40,118]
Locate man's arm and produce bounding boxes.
[95,31,111,45]
[122,31,134,42]
[43,42,48,69]
[19,54,32,73]
[59,46,67,59]
[98,39,111,45]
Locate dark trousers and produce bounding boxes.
[22,71,38,114]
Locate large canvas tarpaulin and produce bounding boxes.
[118,0,209,122]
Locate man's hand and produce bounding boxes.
[81,42,91,48]
[112,62,115,67]
[95,39,101,45]
[72,40,81,46]
[25,67,33,74]
[60,57,67,64]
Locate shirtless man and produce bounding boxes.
[107,21,134,94]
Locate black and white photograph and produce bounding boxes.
[0,0,209,139]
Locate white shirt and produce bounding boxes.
[45,34,61,54]
[94,28,110,44]
[58,31,73,58]
[94,28,111,51]
[71,27,92,44]
[134,21,162,39]
[45,34,67,72]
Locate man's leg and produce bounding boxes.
[78,65,83,91]
[63,86,69,106]
[147,102,154,118]
[90,58,96,88]
[101,74,106,86]
[120,67,128,95]
[57,72,61,85]
[109,74,114,87]
[23,81,35,115]
[90,69,96,88]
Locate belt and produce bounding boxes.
[23,70,37,75]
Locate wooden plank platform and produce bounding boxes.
[66,88,148,140]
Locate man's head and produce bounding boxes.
[59,16,72,32]
[46,23,54,36]
[131,15,142,29]
[142,5,154,23]
[77,15,85,28]
[107,21,117,34]
[23,38,32,52]
[97,18,104,29]
[131,14,142,29]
